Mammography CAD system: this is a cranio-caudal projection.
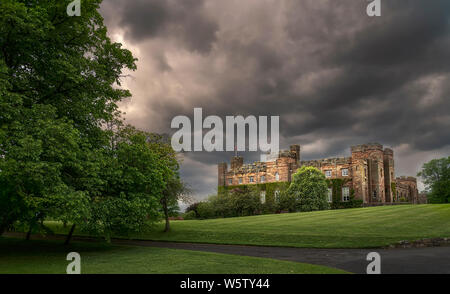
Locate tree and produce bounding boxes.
[277,190,297,212]
[82,126,169,242]
[418,157,450,203]
[160,176,191,232]
[145,133,191,232]
[286,166,329,212]
[228,186,262,217]
[0,0,136,236]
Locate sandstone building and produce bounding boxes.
[218,143,420,204]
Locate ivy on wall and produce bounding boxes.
[218,182,290,213]
[391,182,397,202]
[326,178,362,209]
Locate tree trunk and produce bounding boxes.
[64,224,76,245]
[162,198,170,232]
[26,227,32,240]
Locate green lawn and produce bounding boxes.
[0,237,346,274]
[47,204,450,248]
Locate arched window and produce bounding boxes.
[274,190,280,202]
[275,172,279,181]
[260,191,266,204]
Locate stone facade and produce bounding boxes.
[218,143,419,204]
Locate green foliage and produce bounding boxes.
[219,182,289,214]
[418,157,450,203]
[391,182,397,202]
[326,179,362,209]
[277,189,297,212]
[182,210,197,220]
[196,201,217,219]
[228,186,262,216]
[192,186,263,219]
[286,166,329,212]
[0,0,179,241]
[185,203,200,217]
[81,126,169,241]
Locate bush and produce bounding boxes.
[286,166,329,212]
[182,210,197,220]
[228,186,262,216]
[196,201,216,219]
[277,190,297,212]
[331,199,363,209]
[185,202,200,217]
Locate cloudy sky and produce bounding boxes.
[99,0,450,200]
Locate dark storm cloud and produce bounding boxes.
[100,0,450,199]
[103,0,218,53]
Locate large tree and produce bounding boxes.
[286,166,329,212]
[418,157,450,203]
[0,0,136,235]
[82,126,170,242]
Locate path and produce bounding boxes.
[4,232,450,274]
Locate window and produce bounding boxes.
[249,176,254,183]
[260,191,266,204]
[341,168,349,176]
[327,188,333,203]
[342,187,350,202]
[238,177,243,184]
[325,170,332,178]
[274,190,280,202]
[228,178,233,185]
[275,172,279,181]
[260,175,265,183]
[373,190,377,199]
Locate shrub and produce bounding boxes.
[196,201,216,219]
[182,210,197,220]
[277,190,297,212]
[286,166,329,212]
[331,199,363,209]
[185,202,200,217]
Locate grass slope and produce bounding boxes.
[0,238,346,274]
[48,204,450,248]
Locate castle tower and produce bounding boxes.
[351,143,386,203]
[230,156,243,170]
[290,144,301,163]
[383,148,394,202]
[218,162,227,187]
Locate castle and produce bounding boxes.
[218,143,421,205]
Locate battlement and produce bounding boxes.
[263,145,300,162]
[301,157,351,167]
[383,148,393,155]
[396,176,417,182]
[235,162,268,174]
[351,143,383,153]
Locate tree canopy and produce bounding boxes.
[418,157,450,203]
[0,0,180,240]
[285,166,329,212]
